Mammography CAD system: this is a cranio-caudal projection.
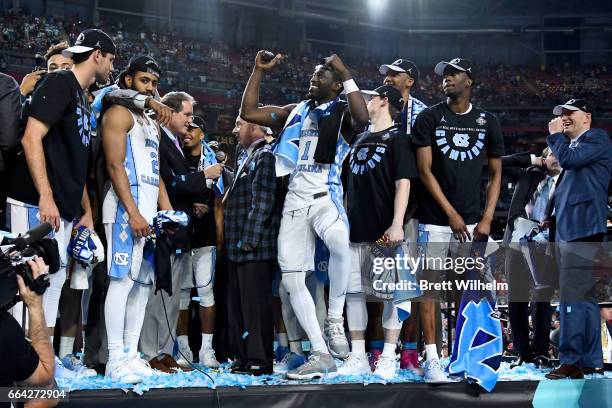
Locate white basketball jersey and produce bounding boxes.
[102,111,160,225]
[284,111,331,212]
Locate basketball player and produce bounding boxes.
[341,85,418,379]
[378,58,428,371]
[6,29,115,356]
[176,116,220,368]
[100,56,172,383]
[412,58,504,382]
[240,51,369,379]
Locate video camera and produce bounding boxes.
[0,223,60,312]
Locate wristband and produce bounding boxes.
[343,79,359,94]
[134,94,148,110]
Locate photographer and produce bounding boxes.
[0,257,58,408]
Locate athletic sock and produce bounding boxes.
[278,333,289,348]
[352,339,366,357]
[201,333,213,351]
[178,335,190,350]
[382,342,396,358]
[59,336,75,359]
[425,344,438,361]
[370,340,384,350]
[108,340,124,362]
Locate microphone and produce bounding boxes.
[215,151,226,163]
[13,223,53,249]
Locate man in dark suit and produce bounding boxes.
[545,99,612,379]
[140,91,224,371]
[223,116,281,375]
[502,148,561,367]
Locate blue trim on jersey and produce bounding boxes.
[328,130,350,228]
[108,214,134,279]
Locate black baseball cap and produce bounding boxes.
[63,29,116,57]
[434,58,474,79]
[119,55,161,84]
[362,85,404,111]
[188,116,207,133]
[379,59,420,84]
[553,99,592,115]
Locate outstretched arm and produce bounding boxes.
[240,50,296,128]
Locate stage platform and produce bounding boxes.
[56,362,612,408]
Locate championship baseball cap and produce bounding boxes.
[379,59,420,84]
[553,98,592,116]
[434,58,474,79]
[118,55,161,86]
[188,116,207,133]
[63,29,117,57]
[362,85,404,111]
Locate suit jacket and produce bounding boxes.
[159,127,212,249]
[501,152,547,244]
[224,139,281,263]
[547,128,612,242]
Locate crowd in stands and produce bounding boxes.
[2,13,611,117]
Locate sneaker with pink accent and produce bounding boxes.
[400,349,419,369]
[368,349,382,371]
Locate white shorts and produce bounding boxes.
[104,223,153,285]
[181,246,216,290]
[277,197,348,273]
[417,223,477,271]
[6,198,72,267]
[348,219,420,294]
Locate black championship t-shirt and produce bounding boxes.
[347,126,418,243]
[412,102,505,225]
[9,70,92,221]
[185,154,216,248]
[0,312,39,407]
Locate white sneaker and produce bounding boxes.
[54,357,76,379]
[423,358,449,383]
[128,356,157,378]
[175,345,194,368]
[373,354,399,380]
[105,357,142,384]
[198,348,220,369]
[337,353,371,376]
[60,355,97,377]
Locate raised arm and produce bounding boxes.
[101,105,150,238]
[323,54,369,129]
[240,50,296,128]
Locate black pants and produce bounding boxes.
[226,259,275,369]
[506,248,554,357]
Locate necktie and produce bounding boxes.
[531,176,553,222]
[237,149,248,169]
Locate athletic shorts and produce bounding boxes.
[277,197,348,273]
[181,246,216,290]
[6,198,72,267]
[104,223,153,285]
[348,218,419,295]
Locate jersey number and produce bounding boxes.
[301,141,312,161]
[150,152,159,175]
